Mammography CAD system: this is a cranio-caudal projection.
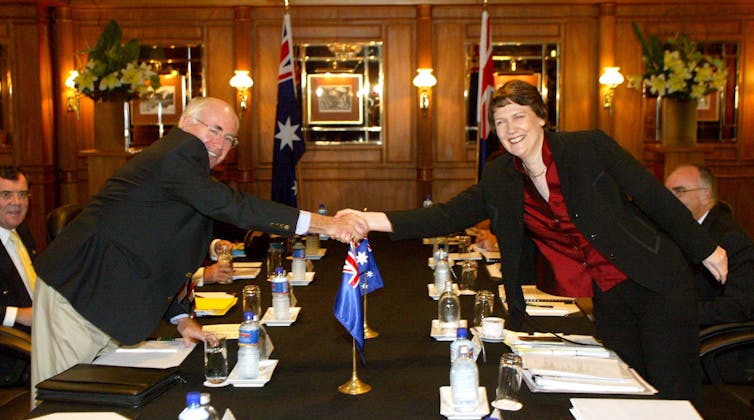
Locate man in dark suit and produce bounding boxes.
[0,166,36,385]
[340,81,728,403]
[31,97,367,393]
[666,164,754,326]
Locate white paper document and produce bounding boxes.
[498,285,581,316]
[570,398,702,420]
[93,339,195,368]
[203,323,241,339]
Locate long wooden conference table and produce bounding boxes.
[28,233,750,419]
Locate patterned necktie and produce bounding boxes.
[10,231,36,292]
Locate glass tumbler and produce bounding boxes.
[242,284,262,320]
[459,260,478,291]
[203,336,228,384]
[473,290,495,326]
[494,353,523,411]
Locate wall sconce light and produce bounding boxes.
[599,66,624,115]
[65,70,80,119]
[412,68,437,114]
[229,70,254,112]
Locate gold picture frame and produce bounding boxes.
[306,74,363,125]
[697,92,720,122]
[494,73,542,91]
[131,75,185,126]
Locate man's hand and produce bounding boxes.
[176,317,213,347]
[334,209,393,233]
[203,261,233,285]
[702,245,728,285]
[325,213,369,243]
[15,307,32,326]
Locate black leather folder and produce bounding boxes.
[36,364,183,407]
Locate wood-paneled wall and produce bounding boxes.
[2,0,754,248]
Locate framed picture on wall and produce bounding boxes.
[697,92,720,122]
[494,73,541,91]
[306,74,363,125]
[131,75,185,125]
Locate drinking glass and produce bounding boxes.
[242,284,262,320]
[305,234,320,256]
[493,353,523,411]
[216,244,234,284]
[473,290,495,326]
[266,242,285,279]
[459,260,477,291]
[203,336,228,384]
[457,235,471,254]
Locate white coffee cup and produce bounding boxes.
[482,316,504,338]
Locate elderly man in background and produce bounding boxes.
[666,164,754,326]
[31,97,367,395]
[0,166,36,385]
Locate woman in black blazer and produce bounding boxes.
[341,81,728,404]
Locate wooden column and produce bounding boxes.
[234,6,254,193]
[415,4,433,206]
[598,3,617,135]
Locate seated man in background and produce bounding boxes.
[666,164,754,326]
[0,166,36,385]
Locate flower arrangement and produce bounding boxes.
[73,20,160,102]
[628,22,727,101]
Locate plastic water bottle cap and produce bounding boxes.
[319,203,325,209]
[456,327,468,339]
[186,391,201,405]
[244,311,254,321]
[274,267,284,275]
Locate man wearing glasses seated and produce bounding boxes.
[666,164,754,326]
[30,97,368,398]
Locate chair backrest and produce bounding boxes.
[46,203,83,242]
[700,322,754,384]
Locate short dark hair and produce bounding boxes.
[487,80,548,128]
[0,166,29,186]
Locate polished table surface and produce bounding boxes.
[28,233,752,419]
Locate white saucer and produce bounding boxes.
[306,248,326,260]
[261,306,301,326]
[470,327,506,343]
[287,271,315,286]
[226,359,279,388]
[430,319,468,341]
[439,386,490,419]
[491,398,523,411]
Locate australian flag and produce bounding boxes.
[334,238,383,360]
[272,13,305,207]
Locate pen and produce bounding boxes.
[526,302,554,308]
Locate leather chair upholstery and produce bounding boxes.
[46,203,82,242]
[0,327,31,419]
[699,321,754,410]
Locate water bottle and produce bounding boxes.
[271,267,290,320]
[291,241,307,282]
[434,250,451,292]
[438,280,460,332]
[178,391,209,420]
[422,195,433,208]
[317,204,329,241]
[450,327,473,364]
[237,311,260,379]
[199,393,221,420]
[450,345,479,413]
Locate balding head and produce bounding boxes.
[665,164,716,220]
[179,97,240,168]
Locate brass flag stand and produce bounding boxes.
[363,280,379,339]
[338,340,371,395]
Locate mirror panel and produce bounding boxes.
[296,42,383,144]
[466,42,560,142]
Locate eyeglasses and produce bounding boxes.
[0,190,30,201]
[194,118,239,149]
[670,186,709,196]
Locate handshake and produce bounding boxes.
[311,208,390,244]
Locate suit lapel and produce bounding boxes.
[547,132,573,205]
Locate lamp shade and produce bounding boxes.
[65,70,79,89]
[412,68,437,88]
[599,67,624,87]
[229,70,253,89]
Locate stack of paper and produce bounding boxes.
[94,339,195,369]
[195,292,237,317]
[570,398,702,420]
[498,285,581,316]
[505,330,610,358]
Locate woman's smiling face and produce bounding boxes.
[492,102,546,162]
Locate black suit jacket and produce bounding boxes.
[388,130,717,327]
[696,203,754,326]
[36,128,300,345]
[0,223,35,334]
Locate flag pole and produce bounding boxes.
[338,339,371,395]
[363,280,379,339]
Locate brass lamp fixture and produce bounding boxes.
[65,70,80,119]
[229,70,254,112]
[599,66,624,115]
[412,68,437,114]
